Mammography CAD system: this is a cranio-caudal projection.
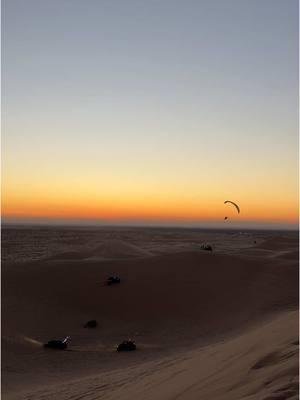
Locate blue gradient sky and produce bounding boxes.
[2,0,299,228]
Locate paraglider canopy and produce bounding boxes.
[224,200,240,214]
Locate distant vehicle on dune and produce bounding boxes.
[84,320,98,328]
[44,336,70,350]
[200,243,213,251]
[117,340,136,352]
[105,276,121,285]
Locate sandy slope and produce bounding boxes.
[2,229,298,399]
[11,311,298,400]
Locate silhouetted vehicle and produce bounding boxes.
[84,320,98,328]
[44,336,70,350]
[106,276,121,285]
[117,340,136,352]
[200,244,213,251]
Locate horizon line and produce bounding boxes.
[1,219,298,232]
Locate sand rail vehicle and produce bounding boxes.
[44,336,70,350]
[105,276,121,286]
[200,243,213,251]
[84,320,98,328]
[117,340,136,352]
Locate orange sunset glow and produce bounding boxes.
[2,180,298,226]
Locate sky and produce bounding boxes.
[2,0,299,228]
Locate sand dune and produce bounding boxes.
[10,311,298,400]
[2,228,298,399]
[49,239,154,262]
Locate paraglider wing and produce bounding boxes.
[224,200,240,214]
